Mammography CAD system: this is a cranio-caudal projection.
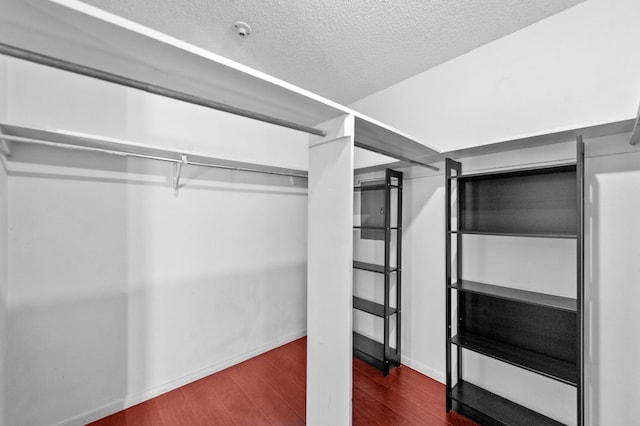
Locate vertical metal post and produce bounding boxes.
[456,170,464,385]
[576,135,585,426]
[383,169,392,375]
[445,158,461,411]
[396,170,403,370]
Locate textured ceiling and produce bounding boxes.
[80,0,584,105]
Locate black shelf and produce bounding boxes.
[449,230,577,239]
[450,381,564,426]
[353,296,397,317]
[444,142,584,425]
[353,261,397,274]
[353,332,385,372]
[353,168,403,376]
[450,280,576,312]
[354,226,399,230]
[451,331,577,385]
[354,183,399,191]
[353,332,398,372]
[458,165,577,236]
[449,163,576,181]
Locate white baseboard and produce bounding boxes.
[400,355,446,385]
[58,329,307,426]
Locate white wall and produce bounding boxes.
[398,133,640,425]
[4,57,309,170]
[0,141,8,426]
[585,145,640,426]
[3,57,308,425]
[351,0,640,151]
[0,54,9,426]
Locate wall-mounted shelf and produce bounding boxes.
[0,0,440,168]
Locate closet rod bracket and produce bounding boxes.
[172,154,187,196]
[0,137,12,157]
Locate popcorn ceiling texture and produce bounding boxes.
[82,0,584,105]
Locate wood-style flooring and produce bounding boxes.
[89,337,476,425]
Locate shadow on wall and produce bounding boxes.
[400,173,445,377]
[586,152,640,426]
[6,144,307,425]
[586,160,600,426]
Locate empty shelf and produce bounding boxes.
[353,296,397,317]
[450,280,576,312]
[353,261,397,274]
[354,226,399,230]
[450,163,576,181]
[449,230,577,239]
[354,183,398,191]
[450,332,577,385]
[450,381,564,426]
[353,332,398,372]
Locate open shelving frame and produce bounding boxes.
[353,168,402,376]
[445,137,584,425]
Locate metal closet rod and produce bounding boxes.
[0,43,326,137]
[0,134,309,179]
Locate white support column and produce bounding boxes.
[307,114,355,426]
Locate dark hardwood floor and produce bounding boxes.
[89,337,476,425]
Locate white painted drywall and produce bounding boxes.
[398,133,640,425]
[0,145,8,426]
[0,54,8,426]
[4,57,309,170]
[351,0,640,152]
[585,144,640,426]
[307,115,354,426]
[6,143,308,426]
[3,57,309,425]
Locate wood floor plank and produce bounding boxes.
[88,337,476,426]
[210,370,272,426]
[179,376,236,426]
[228,359,305,425]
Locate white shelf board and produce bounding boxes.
[0,121,309,178]
[0,0,440,165]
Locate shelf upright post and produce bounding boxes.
[396,169,403,370]
[576,135,585,426]
[445,158,462,412]
[383,169,392,375]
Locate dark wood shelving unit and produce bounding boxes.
[352,168,402,376]
[445,138,584,425]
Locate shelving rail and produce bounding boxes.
[445,137,584,425]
